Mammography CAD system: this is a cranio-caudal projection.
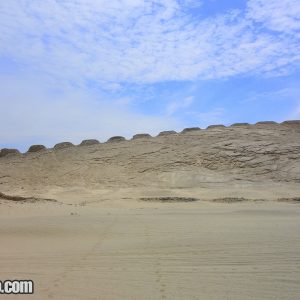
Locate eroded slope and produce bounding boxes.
[0,123,300,201]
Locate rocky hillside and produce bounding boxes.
[0,121,300,201]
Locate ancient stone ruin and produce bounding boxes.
[107,136,126,142]
[282,120,300,125]
[0,148,20,157]
[157,130,177,136]
[206,124,226,129]
[132,134,152,140]
[79,139,100,146]
[230,123,250,127]
[181,127,201,133]
[27,145,46,153]
[255,121,278,125]
[53,142,74,150]
[1,120,299,158]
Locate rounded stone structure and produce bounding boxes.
[79,139,100,146]
[157,130,177,136]
[206,124,226,129]
[132,134,152,140]
[53,142,74,150]
[281,120,300,125]
[107,136,126,142]
[255,121,278,125]
[230,123,250,127]
[181,127,201,133]
[0,148,20,158]
[27,145,46,153]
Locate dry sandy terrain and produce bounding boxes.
[0,122,300,299]
[0,200,300,300]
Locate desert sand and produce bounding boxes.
[0,121,300,299]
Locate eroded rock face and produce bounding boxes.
[79,139,100,146]
[53,142,74,150]
[0,148,20,157]
[207,125,226,129]
[132,134,152,140]
[27,145,46,153]
[181,127,201,133]
[157,130,177,136]
[1,120,300,193]
[107,136,126,142]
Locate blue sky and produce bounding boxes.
[0,0,300,151]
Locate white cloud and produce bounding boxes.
[0,75,183,151]
[0,0,299,87]
[1,0,300,148]
[247,0,300,34]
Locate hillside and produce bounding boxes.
[1,121,300,300]
[1,121,300,203]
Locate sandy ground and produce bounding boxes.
[1,123,300,299]
[1,199,300,300]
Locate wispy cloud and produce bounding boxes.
[0,0,299,148]
[0,0,299,88]
[0,75,183,151]
[247,0,300,34]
